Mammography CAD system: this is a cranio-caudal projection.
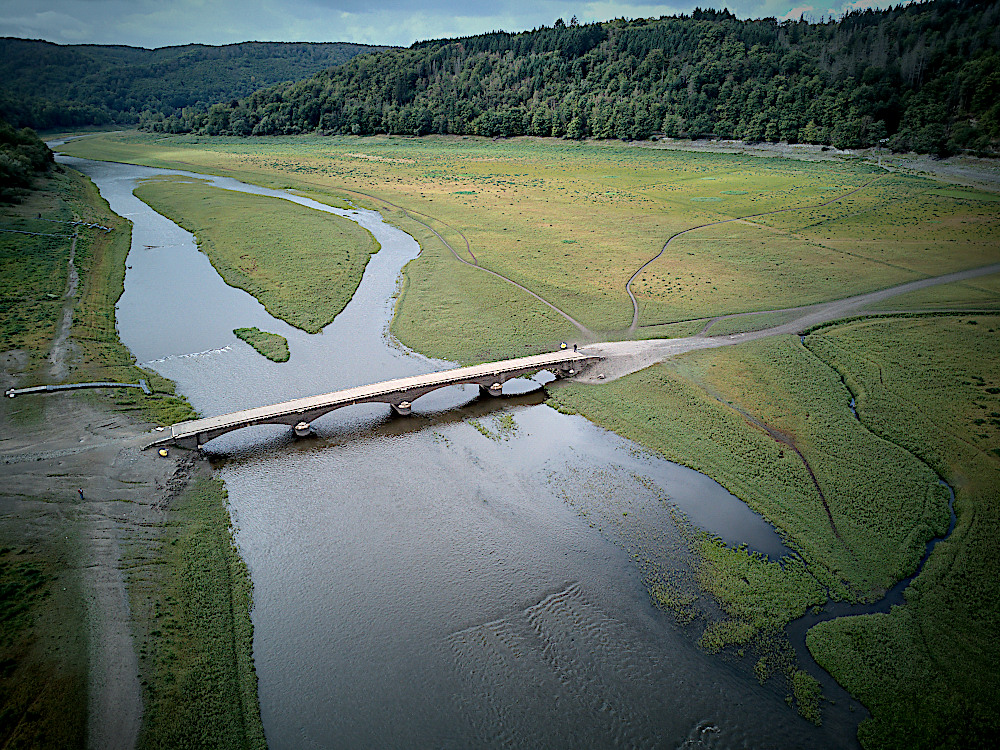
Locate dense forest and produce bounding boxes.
[0,39,386,130]
[161,0,999,155]
[0,117,54,202]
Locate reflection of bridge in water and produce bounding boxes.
[148,350,601,449]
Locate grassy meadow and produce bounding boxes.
[553,333,949,606]
[133,176,380,333]
[863,271,1000,312]
[59,132,1000,358]
[1,167,195,425]
[804,315,1000,748]
[128,478,265,750]
[233,327,289,362]
[0,514,87,749]
[0,176,73,354]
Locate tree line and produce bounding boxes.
[0,116,54,203]
[153,0,999,156]
[0,39,385,131]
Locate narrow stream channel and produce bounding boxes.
[60,154,867,748]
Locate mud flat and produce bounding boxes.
[0,380,185,748]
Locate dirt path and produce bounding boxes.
[340,188,596,338]
[625,177,885,332]
[48,231,79,380]
[579,261,1000,383]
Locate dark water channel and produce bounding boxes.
[61,154,865,748]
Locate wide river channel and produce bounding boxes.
[62,154,864,748]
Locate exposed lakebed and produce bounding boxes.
[60,154,864,748]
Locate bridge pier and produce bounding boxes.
[391,401,412,416]
[479,382,503,397]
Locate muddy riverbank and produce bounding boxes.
[0,372,197,749]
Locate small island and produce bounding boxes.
[233,327,289,363]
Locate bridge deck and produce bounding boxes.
[152,350,599,448]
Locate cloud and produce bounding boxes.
[779,6,815,21]
[0,0,906,48]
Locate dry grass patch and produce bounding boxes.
[60,132,999,345]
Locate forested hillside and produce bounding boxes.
[0,39,387,130]
[173,0,998,155]
[0,117,54,202]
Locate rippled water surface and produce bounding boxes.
[62,155,862,748]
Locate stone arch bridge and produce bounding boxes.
[147,350,601,450]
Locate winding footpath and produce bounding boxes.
[625,177,885,332]
[347,176,887,339]
[340,188,596,337]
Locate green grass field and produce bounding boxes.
[0,515,87,749]
[704,309,804,336]
[1,167,195,425]
[134,176,379,333]
[129,478,265,750]
[863,271,1000,312]
[554,334,948,604]
[0,176,73,355]
[804,315,1000,748]
[233,327,289,362]
[58,132,1000,359]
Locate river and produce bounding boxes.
[60,154,864,748]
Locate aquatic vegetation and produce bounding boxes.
[791,669,824,726]
[233,326,289,362]
[134,176,380,333]
[467,412,518,442]
[695,539,824,654]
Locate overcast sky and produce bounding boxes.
[2,0,903,49]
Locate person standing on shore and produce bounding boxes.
[78,488,84,501]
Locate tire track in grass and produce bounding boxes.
[626,177,885,333]
[698,384,843,542]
